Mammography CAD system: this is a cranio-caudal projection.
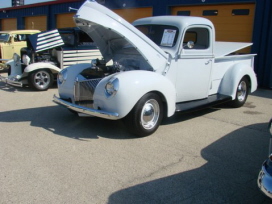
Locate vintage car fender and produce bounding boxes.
[93,70,176,119]
[218,62,257,99]
[24,62,61,74]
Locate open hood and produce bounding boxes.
[74,0,168,71]
[27,29,64,53]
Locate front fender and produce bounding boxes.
[24,62,61,74]
[93,70,176,119]
[219,63,257,99]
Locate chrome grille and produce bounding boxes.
[74,78,102,102]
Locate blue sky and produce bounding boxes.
[0,0,55,8]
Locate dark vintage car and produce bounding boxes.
[0,27,101,91]
[257,118,272,198]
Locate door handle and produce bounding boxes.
[205,59,212,65]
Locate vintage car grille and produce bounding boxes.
[74,78,102,106]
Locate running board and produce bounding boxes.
[176,94,232,113]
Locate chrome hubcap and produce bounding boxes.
[237,81,247,102]
[34,71,50,88]
[141,99,160,130]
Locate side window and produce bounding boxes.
[78,31,96,47]
[183,31,197,44]
[14,34,27,42]
[60,33,75,46]
[183,27,210,50]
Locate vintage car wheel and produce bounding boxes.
[124,93,163,137]
[29,69,53,91]
[230,76,249,108]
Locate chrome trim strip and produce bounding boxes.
[0,75,23,87]
[53,94,119,120]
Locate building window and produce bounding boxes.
[232,9,250,16]
[177,11,191,16]
[203,10,218,16]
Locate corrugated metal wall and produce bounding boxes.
[252,0,272,88]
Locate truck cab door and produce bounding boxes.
[12,34,27,56]
[176,26,213,103]
[1,36,14,59]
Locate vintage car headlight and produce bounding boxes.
[105,77,119,97]
[22,54,30,65]
[58,69,68,85]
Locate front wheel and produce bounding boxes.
[29,69,53,91]
[229,76,249,108]
[123,93,163,137]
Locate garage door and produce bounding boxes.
[56,13,76,28]
[1,18,17,30]
[113,7,152,23]
[171,4,255,53]
[25,16,47,31]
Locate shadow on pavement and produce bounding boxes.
[250,88,272,99]
[0,104,227,140]
[107,122,271,204]
[0,105,134,140]
[0,80,58,93]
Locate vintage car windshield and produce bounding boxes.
[0,33,10,42]
[60,32,75,46]
[135,24,179,48]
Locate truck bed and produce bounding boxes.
[214,41,253,58]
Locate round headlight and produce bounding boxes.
[105,78,119,97]
[58,69,68,85]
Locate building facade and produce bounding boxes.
[0,0,271,88]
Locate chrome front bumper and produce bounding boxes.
[53,94,119,120]
[0,75,23,87]
[257,160,272,199]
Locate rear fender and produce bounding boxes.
[219,63,257,99]
[24,62,61,74]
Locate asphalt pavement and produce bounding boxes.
[0,72,272,204]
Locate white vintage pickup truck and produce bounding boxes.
[53,0,257,136]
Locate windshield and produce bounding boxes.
[60,32,75,46]
[135,24,179,48]
[0,33,10,42]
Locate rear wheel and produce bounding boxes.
[124,93,163,137]
[230,76,249,108]
[29,69,53,91]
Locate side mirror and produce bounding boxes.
[187,41,195,49]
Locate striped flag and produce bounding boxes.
[28,29,64,52]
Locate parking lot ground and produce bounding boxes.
[0,72,272,203]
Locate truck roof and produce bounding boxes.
[133,16,215,30]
